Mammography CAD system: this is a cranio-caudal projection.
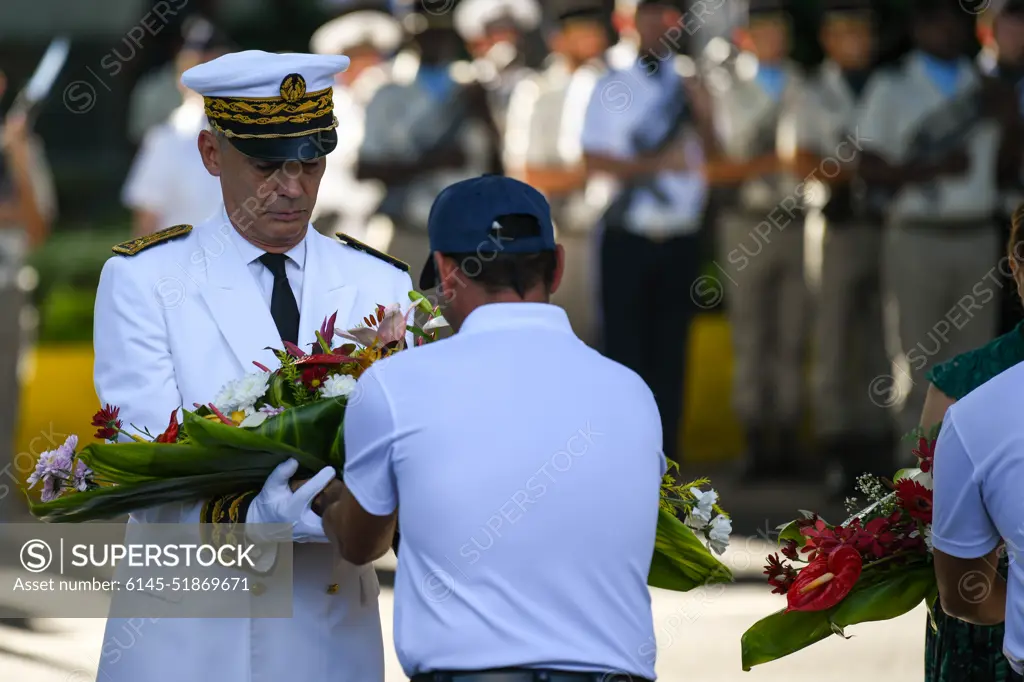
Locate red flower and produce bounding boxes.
[154,411,179,443]
[764,553,798,595]
[786,545,863,612]
[91,404,123,441]
[851,516,898,559]
[896,480,933,524]
[912,437,936,474]
[781,540,799,561]
[301,365,329,390]
[800,519,859,561]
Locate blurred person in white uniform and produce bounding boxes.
[454,0,543,136]
[309,4,404,240]
[504,0,610,346]
[121,16,233,238]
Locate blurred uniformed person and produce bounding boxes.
[324,174,665,682]
[0,72,56,506]
[505,0,610,346]
[856,0,1024,441]
[93,50,415,682]
[357,1,503,272]
[454,0,542,136]
[582,0,714,465]
[709,0,809,479]
[309,5,403,239]
[121,16,233,237]
[780,0,890,492]
[978,0,1024,335]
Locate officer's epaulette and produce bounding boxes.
[112,224,192,256]
[335,232,409,272]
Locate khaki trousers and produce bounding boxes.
[882,223,1001,438]
[719,214,808,428]
[812,224,890,438]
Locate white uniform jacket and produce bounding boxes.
[91,209,413,682]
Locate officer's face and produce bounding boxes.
[821,15,874,70]
[555,20,609,63]
[340,46,383,85]
[913,13,970,60]
[745,16,790,63]
[199,131,326,249]
[634,6,682,51]
[995,14,1024,63]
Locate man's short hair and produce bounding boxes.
[440,250,558,298]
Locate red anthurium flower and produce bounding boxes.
[91,404,123,441]
[763,553,798,595]
[896,480,933,524]
[786,545,863,612]
[911,437,936,474]
[154,411,179,443]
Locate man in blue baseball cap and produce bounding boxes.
[322,174,667,681]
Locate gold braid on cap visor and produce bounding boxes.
[203,86,338,139]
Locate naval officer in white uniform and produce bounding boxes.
[91,50,413,682]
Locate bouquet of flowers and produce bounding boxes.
[24,291,449,523]
[740,428,938,670]
[23,290,734,594]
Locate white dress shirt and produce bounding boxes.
[224,210,307,309]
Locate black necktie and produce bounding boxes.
[258,252,300,345]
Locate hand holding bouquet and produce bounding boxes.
[741,429,938,670]
[25,292,449,522]
[24,291,734,595]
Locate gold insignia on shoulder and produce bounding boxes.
[336,232,409,272]
[111,224,193,256]
[280,73,307,102]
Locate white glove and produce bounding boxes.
[246,458,335,543]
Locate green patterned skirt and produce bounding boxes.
[924,557,1011,681]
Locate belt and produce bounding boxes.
[411,669,650,682]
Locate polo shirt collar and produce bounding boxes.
[223,205,308,270]
[458,302,575,336]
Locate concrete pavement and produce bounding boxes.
[0,579,927,681]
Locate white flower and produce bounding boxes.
[214,372,270,413]
[691,486,718,513]
[913,470,933,490]
[422,315,449,331]
[924,526,933,552]
[708,515,732,555]
[320,374,357,399]
[685,506,712,530]
[239,405,286,429]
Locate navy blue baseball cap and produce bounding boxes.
[419,175,557,290]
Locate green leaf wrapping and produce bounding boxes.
[27,401,349,524]
[740,562,935,670]
[648,508,733,592]
[26,471,270,523]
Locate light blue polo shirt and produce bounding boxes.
[932,360,1024,673]
[344,303,666,679]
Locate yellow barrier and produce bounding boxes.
[12,316,745,492]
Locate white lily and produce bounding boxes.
[422,315,449,331]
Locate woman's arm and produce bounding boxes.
[919,382,956,431]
